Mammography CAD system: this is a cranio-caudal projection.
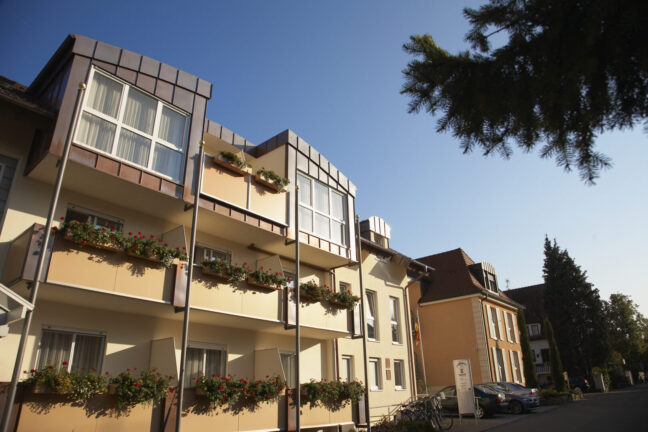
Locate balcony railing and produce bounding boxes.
[536,364,550,374]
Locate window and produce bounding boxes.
[297,173,347,245]
[184,344,226,388]
[281,352,296,388]
[366,290,378,341]
[341,355,353,382]
[510,351,523,383]
[492,347,507,381]
[394,360,406,390]
[65,206,123,232]
[195,245,229,263]
[487,305,502,340]
[37,329,105,373]
[527,323,541,337]
[486,273,498,292]
[368,357,382,390]
[506,312,517,343]
[76,68,189,182]
[390,297,402,344]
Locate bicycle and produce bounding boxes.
[428,395,453,430]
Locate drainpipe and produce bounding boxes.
[0,82,87,432]
[175,141,205,432]
[354,216,371,431]
[294,163,301,431]
[415,310,429,394]
[402,283,417,399]
[478,294,493,382]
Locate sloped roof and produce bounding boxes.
[416,248,521,308]
[505,283,545,324]
[0,75,54,117]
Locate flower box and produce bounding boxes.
[125,249,161,264]
[108,383,118,395]
[33,383,53,394]
[200,266,231,280]
[213,154,252,177]
[253,175,286,193]
[195,387,206,396]
[246,277,283,291]
[63,230,122,253]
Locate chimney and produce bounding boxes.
[359,216,391,248]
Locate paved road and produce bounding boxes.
[450,384,648,432]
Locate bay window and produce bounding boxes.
[76,68,189,182]
[297,173,347,245]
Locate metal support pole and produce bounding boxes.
[354,216,371,431]
[294,167,301,431]
[0,82,87,432]
[175,141,205,432]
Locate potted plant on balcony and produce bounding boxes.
[244,375,285,405]
[194,374,246,406]
[300,378,364,409]
[21,364,108,402]
[109,369,172,410]
[328,290,361,310]
[247,266,287,290]
[124,232,187,267]
[213,151,252,176]
[201,259,249,282]
[55,218,124,252]
[299,280,325,303]
[254,168,289,192]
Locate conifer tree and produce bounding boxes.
[544,317,566,391]
[517,311,538,387]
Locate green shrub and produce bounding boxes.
[110,369,172,409]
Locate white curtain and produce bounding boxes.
[280,353,295,388]
[297,175,311,205]
[184,348,202,388]
[331,191,345,220]
[366,293,376,339]
[298,206,313,232]
[88,73,122,118]
[77,113,116,153]
[117,129,150,167]
[152,144,182,181]
[314,182,329,213]
[158,106,185,149]
[38,331,72,370]
[122,88,156,135]
[314,213,330,238]
[71,334,104,373]
[205,350,223,377]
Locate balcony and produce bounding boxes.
[536,364,550,375]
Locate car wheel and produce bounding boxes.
[475,405,485,419]
[509,400,523,415]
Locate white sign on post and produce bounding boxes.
[453,359,475,416]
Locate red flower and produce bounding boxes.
[60,217,65,221]
[52,226,58,231]
[266,394,271,399]
[138,232,142,235]
[212,374,216,377]
[150,235,155,239]
[134,382,140,388]
[164,243,168,247]
[260,266,264,270]
[183,247,186,250]
[102,228,106,232]
[133,368,137,371]
[128,232,133,236]
[219,385,225,390]
[135,246,139,250]
[111,228,115,232]
[105,372,110,376]
[48,365,53,370]
[81,240,86,245]
[192,377,196,381]
[169,388,174,393]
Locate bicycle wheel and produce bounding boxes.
[434,412,453,430]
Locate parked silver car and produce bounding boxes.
[483,382,540,414]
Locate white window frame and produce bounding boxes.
[495,308,504,340]
[36,326,106,373]
[194,244,230,265]
[368,357,382,390]
[341,355,354,382]
[527,323,541,337]
[390,296,402,344]
[75,67,190,182]
[185,342,227,388]
[280,351,296,388]
[393,359,406,390]
[509,350,522,383]
[505,312,516,343]
[66,204,124,231]
[297,172,348,246]
[366,290,379,341]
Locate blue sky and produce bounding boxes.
[1,0,646,315]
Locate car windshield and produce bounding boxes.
[476,385,497,394]
[487,384,507,392]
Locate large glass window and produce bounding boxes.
[390,297,402,344]
[76,68,189,182]
[366,290,378,341]
[297,173,347,245]
[184,344,226,388]
[37,329,105,374]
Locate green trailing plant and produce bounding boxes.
[248,266,287,289]
[201,259,249,282]
[54,218,125,249]
[194,374,285,406]
[124,232,187,267]
[256,168,290,190]
[299,280,325,302]
[110,369,172,410]
[219,151,251,169]
[329,290,361,310]
[300,379,364,408]
[22,364,108,402]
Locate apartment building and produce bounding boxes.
[335,217,430,424]
[408,248,525,391]
[505,284,552,385]
[0,34,401,431]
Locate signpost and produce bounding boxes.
[453,359,476,423]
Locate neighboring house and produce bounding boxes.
[408,248,525,392]
[505,284,552,386]
[335,216,431,424]
[0,34,394,432]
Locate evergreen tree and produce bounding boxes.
[544,317,565,391]
[401,0,648,183]
[543,237,610,378]
[517,311,538,387]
